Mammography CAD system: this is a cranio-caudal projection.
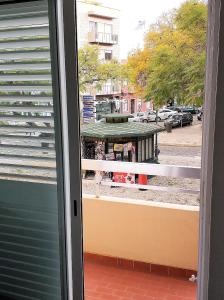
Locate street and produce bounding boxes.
[159,145,201,167]
[159,145,201,157]
[82,120,202,206]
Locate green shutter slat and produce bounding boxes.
[0,74,51,81]
[0,49,50,60]
[0,95,52,102]
[0,39,50,49]
[0,144,56,153]
[0,125,54,133]
[0,16,49,29]
[0,26,49,39]
[0,85,52,92]
[0,115,54,123]
[0,62,51,71]
[0,105,53,113]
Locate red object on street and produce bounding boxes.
[113,172,127,183]
[113,172,136,184]
[138,174,148,185]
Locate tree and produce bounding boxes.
[125,49,150,96]
[126,0,207,107]
[78,45,122,93]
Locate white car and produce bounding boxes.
[129,112,146,122]
[130,111,157,123]
[156,109,177,121]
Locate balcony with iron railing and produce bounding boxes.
[88,31,118,45]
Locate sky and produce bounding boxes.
[100,0,186,59]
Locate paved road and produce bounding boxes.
[159,145,201,157]
[158,145,201,167]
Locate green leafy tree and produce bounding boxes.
[126,0,207,107]
[78,45,122,93]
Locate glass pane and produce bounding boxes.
[105,24,112,34]
[97,22,104,33]
[89,21,96,32]
[77,0,206,299]
[0,1,67,299]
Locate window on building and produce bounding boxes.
[105,23,112,34]
[102,83,112,94]
[99,49,112,61]
[138,99,142,111]
[123,100,128,112]
[89,21,97,32]
[98,22,105,33]
[105,50,112,60]
[89,21,113,43]
[89,21,113,35]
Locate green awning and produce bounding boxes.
[81,122,164,139]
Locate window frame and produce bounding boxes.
[0,0,83,299]
[198,0,224,299]
[49,0,84,299]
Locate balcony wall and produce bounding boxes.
[82,194,199,271]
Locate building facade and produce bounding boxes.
[77,0,120,62]
[77,0,150,117]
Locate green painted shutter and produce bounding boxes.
[0,1,67,299]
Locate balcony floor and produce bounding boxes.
[84,259,196,300]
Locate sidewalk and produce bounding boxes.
[159,124,202,147]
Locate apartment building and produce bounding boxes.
[77,0,120,59]
[76,0,151,117]
[77,0,120,62]
[76,0,121,119]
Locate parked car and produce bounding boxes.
[183,106,199,114]
[197,110,203,121]
[147,111,158,122]
[164,113,193,128]
[156,109,177,121]
[172,106,199,114]
[167,105,199,114]
[130,111,157,123]
[130,112,147,122]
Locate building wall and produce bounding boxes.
[83,195,199,271]
[121,96,152,114]
[76,0,120,60]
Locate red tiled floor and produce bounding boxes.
[84,260,196,300]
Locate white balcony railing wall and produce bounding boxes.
[82,159,201,197]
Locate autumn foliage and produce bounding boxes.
[125,0,207,107]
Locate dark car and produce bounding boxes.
[183,106,199,114]
[164,113,193,128]
[174,106,199,114]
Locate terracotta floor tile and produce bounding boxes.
[84,260,196,300]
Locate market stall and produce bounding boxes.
[81,114,164,183]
